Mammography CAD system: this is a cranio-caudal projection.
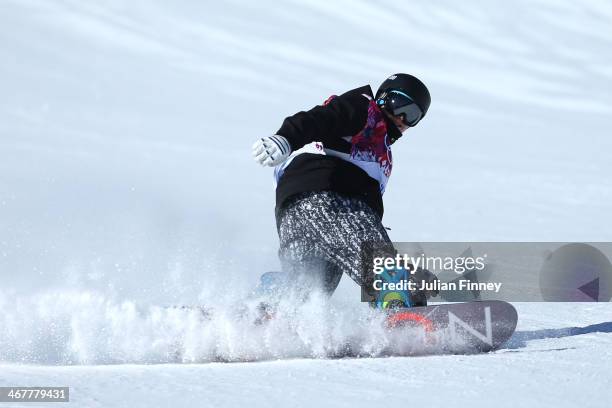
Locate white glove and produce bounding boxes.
[252,135,292,167]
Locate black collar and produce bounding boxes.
[383,114,403,144]
[344,85,403,144]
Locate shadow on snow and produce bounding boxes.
[504,321,612,350]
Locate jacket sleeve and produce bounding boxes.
[275,87,371,151]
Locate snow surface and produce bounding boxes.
[1,303,611,407]
[1,0,612,407]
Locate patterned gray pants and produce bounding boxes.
[277,191,395,297]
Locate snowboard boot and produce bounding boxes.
[249,271,290,325]
[369,265,434,310]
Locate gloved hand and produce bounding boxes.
[252,135,292,167]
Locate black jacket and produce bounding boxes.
[274,85,401,220]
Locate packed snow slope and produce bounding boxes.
[1,303,610,408]
[1,0,612,407]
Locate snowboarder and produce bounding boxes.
[252,73,438,308]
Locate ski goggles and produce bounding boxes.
[385,90,423,127]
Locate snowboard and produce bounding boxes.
[170,300,517,357]
[255,271,517,354]
[383,300,518,354]
[172,272,517,358]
